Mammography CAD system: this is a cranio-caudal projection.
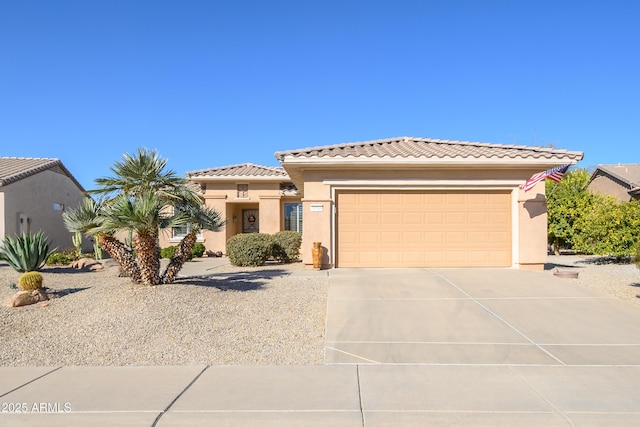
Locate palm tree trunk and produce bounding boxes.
[133,233,160,286]
[97,234,142,283]
[161,231,198,284]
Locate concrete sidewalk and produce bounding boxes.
[2,364,640,425]
[2,265,640,425]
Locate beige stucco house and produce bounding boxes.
[0,157,87,250]
[587,164,640,202]
[161,137,583,270]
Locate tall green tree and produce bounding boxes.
[546,168,593,252]
[63,148,224,286]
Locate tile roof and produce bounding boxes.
[593,164,640,188]
[0,157,83,188]
[274,136,584,162]
[186,163,289,179]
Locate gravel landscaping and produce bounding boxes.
[0,258,328,366]
[546,254,640,305]
[1,255,638,367]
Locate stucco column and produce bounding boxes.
[203,195,227,254]
[517,182,548,270]
[301,199,332,268]
[258,195,281,235]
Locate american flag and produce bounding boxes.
[520,164,570,192]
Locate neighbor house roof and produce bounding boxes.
[275,136,584,163]
[0,157,85,191]
[590,164,640,193]
[186,163,290,181]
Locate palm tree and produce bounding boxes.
[63,197,142,282]
[64,148,224,286]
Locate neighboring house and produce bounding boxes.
[587,164,640,202]
[160,137,583,270]
[0,157,87,250]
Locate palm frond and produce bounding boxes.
[63,197,109,235]
[91,148,187,199]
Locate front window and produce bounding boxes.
[284,203,303,233]
[171,206,202,239]
[172,225,189,239]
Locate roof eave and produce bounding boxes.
[277,156,582,167]
[188,175,292,182]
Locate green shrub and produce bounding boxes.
[18,271,43,290]
[635,244,640,272]
[191,242,206,258]
[0,231,56,272]
[226,233,273,266]
[161,246,177,259]
[272,231,302,263]
[46,250,75,265]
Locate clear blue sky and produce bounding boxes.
[1,1,638,190]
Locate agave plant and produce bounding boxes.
[0,231,56,273]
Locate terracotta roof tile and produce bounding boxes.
[274,136,584,162]
[0,157,68,186]
[187,163,289,179]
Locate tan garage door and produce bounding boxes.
[336,190,512,268]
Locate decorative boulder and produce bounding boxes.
[8,290,49,307]
[69,258,104,271]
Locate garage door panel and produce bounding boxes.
[402,231,424,244]
[425,231,445,244]
[381,212,401,224]
[359,232,379,244]
[337,190,512,268]
[446,231,466,244]
[468,212,488,223]
[402,193,423,204]
[424,193,445,206]
[468,231,488,244]
[403,212,423,224]
[380,193,402,204]
[381,231,401,244]
[360,212,380,224]
[489,231,510,244]
[425,212,445,224]
[446,212,466,224]
[359,251,382,264]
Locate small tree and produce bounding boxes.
[63,148,224,285]
[573,197,640,258]
[546,168,593,252]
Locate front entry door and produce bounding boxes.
[242,209,259,233]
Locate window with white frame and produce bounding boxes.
[171,206,202,239]
[284,203,303,233]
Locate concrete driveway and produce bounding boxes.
[326,267,640,365]
[3,266,640,425]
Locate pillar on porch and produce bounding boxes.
[258,195,281,235]
[203,194,227,254]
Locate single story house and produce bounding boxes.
[163,137,583,270]
[0,157,87,250]
[587,164,640,202]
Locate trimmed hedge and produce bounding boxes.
[226,233,273,266]
[226,231,303,266]
[191,242,206,258]
[161,242,207,260]
[160,246,177,259]
[272,231,302,263]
